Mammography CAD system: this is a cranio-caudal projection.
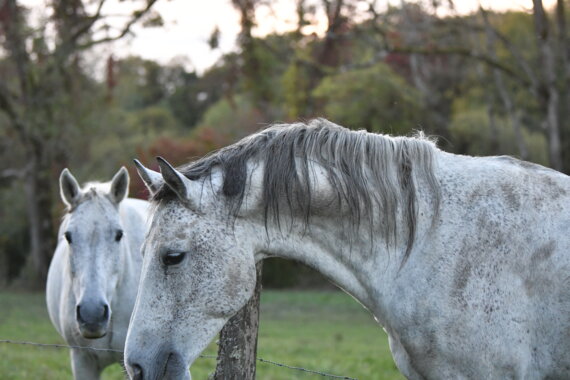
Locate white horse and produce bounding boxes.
[125,119,570,379]
[47,167,149,380]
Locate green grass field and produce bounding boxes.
[0,290,404,380]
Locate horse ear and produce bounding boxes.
[156,156,199,210]
[109,167,130,204]
[134,159,163,196]
[60,168,81,208]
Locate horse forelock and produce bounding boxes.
[63,181,115,213]
[152,118,441,261]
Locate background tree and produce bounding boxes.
[0,0,159,287]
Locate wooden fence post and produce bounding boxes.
[213,262,263,380]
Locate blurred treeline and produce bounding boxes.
[0,0,568,288]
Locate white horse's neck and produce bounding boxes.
[263,223,376,304]
[244,156,441,317]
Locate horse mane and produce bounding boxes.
[153,118,440,262]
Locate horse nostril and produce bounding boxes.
[76,305,83,323]
[102,304,109,319]
[131,363,143,380]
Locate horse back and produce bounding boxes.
[387,154,570,378]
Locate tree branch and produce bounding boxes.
[77,0,159,50]
[67,0,108,44]
[357,2,532,88]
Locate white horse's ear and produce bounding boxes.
[156,156,199,210]
[133,159,163,196]
[59,168,81,208]
[109,166,130,204]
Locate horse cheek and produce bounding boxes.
[223,259,255,312]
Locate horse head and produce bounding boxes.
[59,167,131,339]
[125,158,258,380]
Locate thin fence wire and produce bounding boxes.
[0,339,357,380]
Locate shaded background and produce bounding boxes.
[0,0,566,292]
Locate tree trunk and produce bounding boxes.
[319,0,345,68]
[22,149,56,288]
[213,263,262,380]
[555,0,570,170]
[533,0,563,171]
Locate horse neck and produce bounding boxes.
[254,210,433,314]
[259,222,377,304]
[246,155,442,314]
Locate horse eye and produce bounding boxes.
[115,230,123,242]
[162,251,186,266]
[64,232,72,244]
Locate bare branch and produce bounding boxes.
[77,0,159,50]
[356,2,533,88]
[67,0,108,44]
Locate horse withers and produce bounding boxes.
[47,167,149,380]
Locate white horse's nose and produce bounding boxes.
[129,363,143,380]
[75,300,110,338]
[126,349,190,380]
[76,302,109,323]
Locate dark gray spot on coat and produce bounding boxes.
[540,175,567,199]
[524,241,556,297]
[530,241,556,266]
[500,183,521,210]
[451,249,472,308]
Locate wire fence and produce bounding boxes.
[0,338,358,380]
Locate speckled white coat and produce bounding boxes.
[126,152,570,380]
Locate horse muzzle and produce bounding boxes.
[126,349,191,380]
[75,301,110,339]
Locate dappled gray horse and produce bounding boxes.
[126,119,570,379]
[47,167,149,380]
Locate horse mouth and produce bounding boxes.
[77,324,108,339]
[160,353,174,379]
[81,331,107,339]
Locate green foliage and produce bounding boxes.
[0,291,403,380]
[449,107,548,165]
[494,12,536,65]
[240,39,279,104]
[113,57,168,110]
[197,94,267,139]
[167,73,208,128]
[112,57,215,129]
[313,63,424,134]
[128,105,180,133]
[282,58,312,119]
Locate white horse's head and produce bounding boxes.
[59,167,130,339]
[125,158,258,380]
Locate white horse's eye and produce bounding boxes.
[161,251,186,266]
[64,232,72,244]
[115,230,123,242]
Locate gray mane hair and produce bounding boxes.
[153,118,441,262]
